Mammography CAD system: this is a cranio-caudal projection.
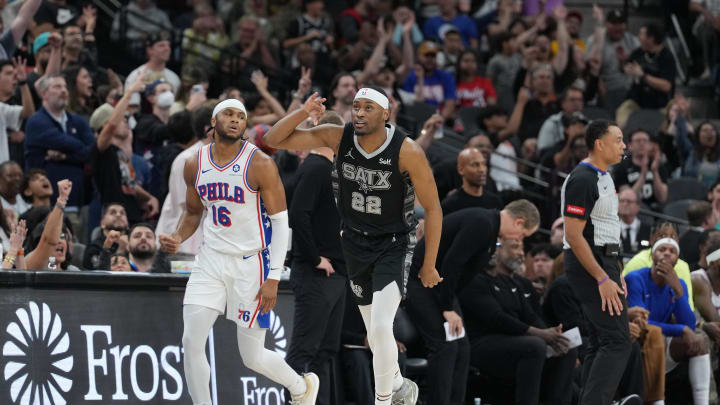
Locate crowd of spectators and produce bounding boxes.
[0,0,719,404]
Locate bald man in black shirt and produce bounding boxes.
[405,201,540,405]
[441,148,503,215]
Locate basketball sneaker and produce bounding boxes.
[611,394,642,405]
[290,372,319,405]
[391,378,418,405]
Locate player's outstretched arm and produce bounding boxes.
[400,139,443,288]
[263,92,343,152]
[248,152,288,314]
[159,155,204,254]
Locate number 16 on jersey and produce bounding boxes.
[212,205,232,227]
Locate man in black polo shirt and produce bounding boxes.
[611,129,668,209]
[441,147,502,215]
[405,201,540,405]
[561,119,630,405]
[616,22,676,128]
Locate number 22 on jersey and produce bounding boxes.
[351,192,382,215]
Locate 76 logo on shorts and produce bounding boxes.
[239,310,251,322]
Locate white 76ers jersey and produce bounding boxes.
[194,142,271,255]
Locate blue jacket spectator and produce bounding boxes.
[422,0,478,48]
[626,266,695,337]
[402,41,457,120]
[25,74,94,208]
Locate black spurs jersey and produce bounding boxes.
[332,123,417,236]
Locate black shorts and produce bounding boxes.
[341,229,416,306]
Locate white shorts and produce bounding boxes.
[184,245,271,329]
[665,337,679,373]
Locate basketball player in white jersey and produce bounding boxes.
[692,237,720,327]
[158,99,319,405]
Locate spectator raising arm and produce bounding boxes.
[396,16,416,84]
[552,6,570,76]
[10,0,41,47]
[356,19,394,86]
[248,70,286,126]
[416,113,443,151]
[13,57,34,119]
[97,72,146,153]
[586,5,606,67]
[2,219,27,270]
[41,32,63,80]
[25,180,70,269]
[504,86,529,142]
[287,67,312,112]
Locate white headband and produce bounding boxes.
[652,237,680,255]
[354,88,389,109]
[707,248,720,265]
[212,99,247,119]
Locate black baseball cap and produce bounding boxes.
[146,31,171,48]
[606,9,627,24]
[563,112,589,127]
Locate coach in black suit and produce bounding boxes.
[618,187,651,255]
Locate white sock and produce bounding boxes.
[653,401,665,405]
[236,327,307,397]
[375,393,392,404]
[369,283,402,398]
[392,366,404,392]
[689,354,711,405]
[182,305,220,405]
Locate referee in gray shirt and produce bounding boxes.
[561,120,631,405]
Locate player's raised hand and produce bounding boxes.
[158,233,181,254]
[419,264,443,288]
[256,280,279,314]
[303,92,326,125]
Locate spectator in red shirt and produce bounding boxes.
[455,50,497,108]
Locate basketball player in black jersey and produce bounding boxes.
[265,87,442,405]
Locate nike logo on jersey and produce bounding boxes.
[242,255,254,260]
[524,293,532,298]
[341,162,392,193]
[345,148,355,159]
[202,168,212,174]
